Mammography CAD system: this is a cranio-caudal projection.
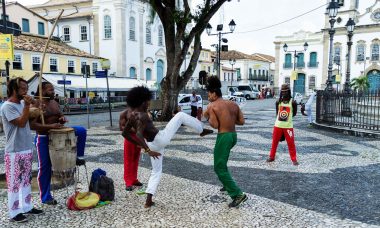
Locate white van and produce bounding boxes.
[237,85,260,100]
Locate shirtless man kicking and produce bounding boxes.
[204,76,248,208]
[121,86,213,208]
[30,82,87,205]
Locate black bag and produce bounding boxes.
[89,175,115,201]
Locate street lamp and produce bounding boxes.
[323,0,340,122]
[342,17,355,116]
[229,58,236,86]
[283,42,308,72]
[206,19,236,80]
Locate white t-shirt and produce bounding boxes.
[190,95,198,107]
[1,101,33,153]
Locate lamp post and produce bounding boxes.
[206,19,236,80]
[282,42,308,91]
[229,58,236,86]
[323,0,340,122]
[342,17,355,116]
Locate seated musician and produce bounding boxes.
[30,82,87,205]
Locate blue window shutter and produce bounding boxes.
[38,22,45,35]
[22,18,30,32]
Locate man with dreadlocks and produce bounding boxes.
[1,77,44,222]
[266,84,299,165]
[203,76,248,208]
[121,86,213,208]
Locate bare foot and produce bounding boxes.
[144,201,155,208]
[200,129,213,137]
[145,193,155,208]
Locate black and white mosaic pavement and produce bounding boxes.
[0,99,379,227]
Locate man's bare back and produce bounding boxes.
[206,98,244,133]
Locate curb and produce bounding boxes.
[312,122,380,139]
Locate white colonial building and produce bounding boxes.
[275,0,380,96]
[30,0,195,88]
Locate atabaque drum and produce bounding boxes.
[48,127,77,172]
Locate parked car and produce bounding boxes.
[293,92,303,104]
[178,94,204,115]
[227,86,244,97]
[237,85,260,100]
[222,95,247,109]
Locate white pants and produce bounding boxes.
[145,112,203,195]
[4,150,34,218]
[305,105,312,123]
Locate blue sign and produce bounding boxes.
[95,71,107,78]
[57,80,71,85]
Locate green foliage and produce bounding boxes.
[350,75,370,92]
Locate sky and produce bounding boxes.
[17,0,327,56]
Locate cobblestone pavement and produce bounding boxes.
[0,99,379,227]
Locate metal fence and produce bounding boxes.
[316,90,380,131]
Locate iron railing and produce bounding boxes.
[316,90,380,131]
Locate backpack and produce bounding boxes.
[89,169,115,201]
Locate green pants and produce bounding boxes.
[214,132,242,199]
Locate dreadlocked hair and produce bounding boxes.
[126,86,153,108]
[279,89,292,103]
[206,76,222,97]
[7,77,27,97]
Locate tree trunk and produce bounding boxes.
[160,76,180,120]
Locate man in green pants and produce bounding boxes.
[204,76,247,208]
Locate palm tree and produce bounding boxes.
[350,75,370,93]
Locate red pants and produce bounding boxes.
[269,126,297,162]
[123,138,141,187]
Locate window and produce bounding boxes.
[13,54,22,70]
[63,26,70,42]
[50,57,58,72]
[309,52,318,67]
[309,76,316,89]
[356,44,365,61]
[297,53,305,67]
[224,72,226,81]
[146,68,152,80]
[38,22,45,35]
[129,17,136,40]
[158,25,163,46]
[146,23,152,44]
[68,60,75,73]
[285,77,290,84]
[104,15,112,39]
[355,0,359,8]
[334,46,341,64]
[371,43,379,61]
[129,67,136,78]
[92,62,98,74]
[80,25,88,41]
[338,0,344,6]
[284,53,292,68]
[32,56,41,71]
[1,14,9,21]
[22,18,30,32]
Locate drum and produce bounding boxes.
[49,127,77,173]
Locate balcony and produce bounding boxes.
[283,63,293,69]
[296,62,305,68]
[308,62,319,68]
[248,74,268,81]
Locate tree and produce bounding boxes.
[144,0,235,120]
[350,75,370,93]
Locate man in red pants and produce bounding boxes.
[266,84,299,165]
[119,108,143,191]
